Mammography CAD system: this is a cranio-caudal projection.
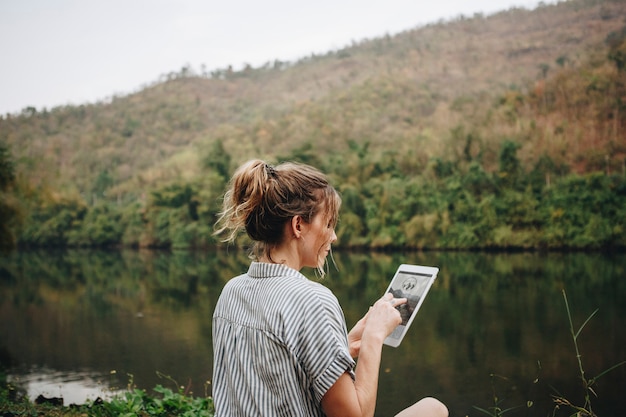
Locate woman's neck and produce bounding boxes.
[259,240,302,271]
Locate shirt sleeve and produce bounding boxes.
[291,282,356,403]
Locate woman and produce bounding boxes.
[212,159,447,417]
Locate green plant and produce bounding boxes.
[101,372,213,417]
[551,290,626,417]
[473,370,537,417]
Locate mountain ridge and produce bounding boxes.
[1,0,625,201]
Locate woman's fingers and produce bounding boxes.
[378,292,407,308]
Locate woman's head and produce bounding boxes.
[215,159,341,267]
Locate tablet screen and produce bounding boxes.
[383,264,438,347]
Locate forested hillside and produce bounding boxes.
[1,0,625,251]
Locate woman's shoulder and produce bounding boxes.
[292,272,334,298]
[222,263,335,300]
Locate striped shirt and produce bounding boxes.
[212,262,356,416]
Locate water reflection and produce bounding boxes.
[7,367,124,405]
[0,249,624,416]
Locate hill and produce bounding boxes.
[1,0,625,250]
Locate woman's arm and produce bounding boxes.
[322,293,405,417]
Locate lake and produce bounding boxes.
[0,249,624,416]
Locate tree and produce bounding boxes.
[278,142,322,169]
[202,139,232,181]
[497,140,524,190]
[606,25,626,72]
[0,141,21,251]
[92,169,115,200]
[0,141,15,190]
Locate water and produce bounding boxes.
[0,249,624,416]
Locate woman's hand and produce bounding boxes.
[348,293,407,358]
[364,292,406,342]
[348,313,368,358]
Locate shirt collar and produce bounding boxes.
[248,262,306,280]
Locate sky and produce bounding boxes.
[0,0,556,115]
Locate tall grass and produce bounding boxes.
[474,289,625,417]
[551,290,626,417]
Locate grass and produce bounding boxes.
[550,289,626,417]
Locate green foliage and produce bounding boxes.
[121,202,146,247]
[278,141,323,168]
[606,24,626,71]
[20,197,87,247]
[0,141,22,251]
[103,385,213,417]
[497,140,524,190]
[0,141,15,191]
[0,383,214,417]
[127,178,223,249]
[540,173,626,248]
[201,139,232,181]
[1,359,214,416]
[67,203,123,247]
[93,169,115,198]
[462,162,496,197]
[8,136,626,251]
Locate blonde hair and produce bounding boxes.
[214,159,341,260]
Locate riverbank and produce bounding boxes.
[0,383,214,417]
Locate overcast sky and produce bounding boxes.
[0,0,556,115]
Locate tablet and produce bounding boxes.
[383,264,439,347]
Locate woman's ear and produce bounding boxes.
[291,216,303,238]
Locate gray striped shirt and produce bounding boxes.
[212,262,355,416]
